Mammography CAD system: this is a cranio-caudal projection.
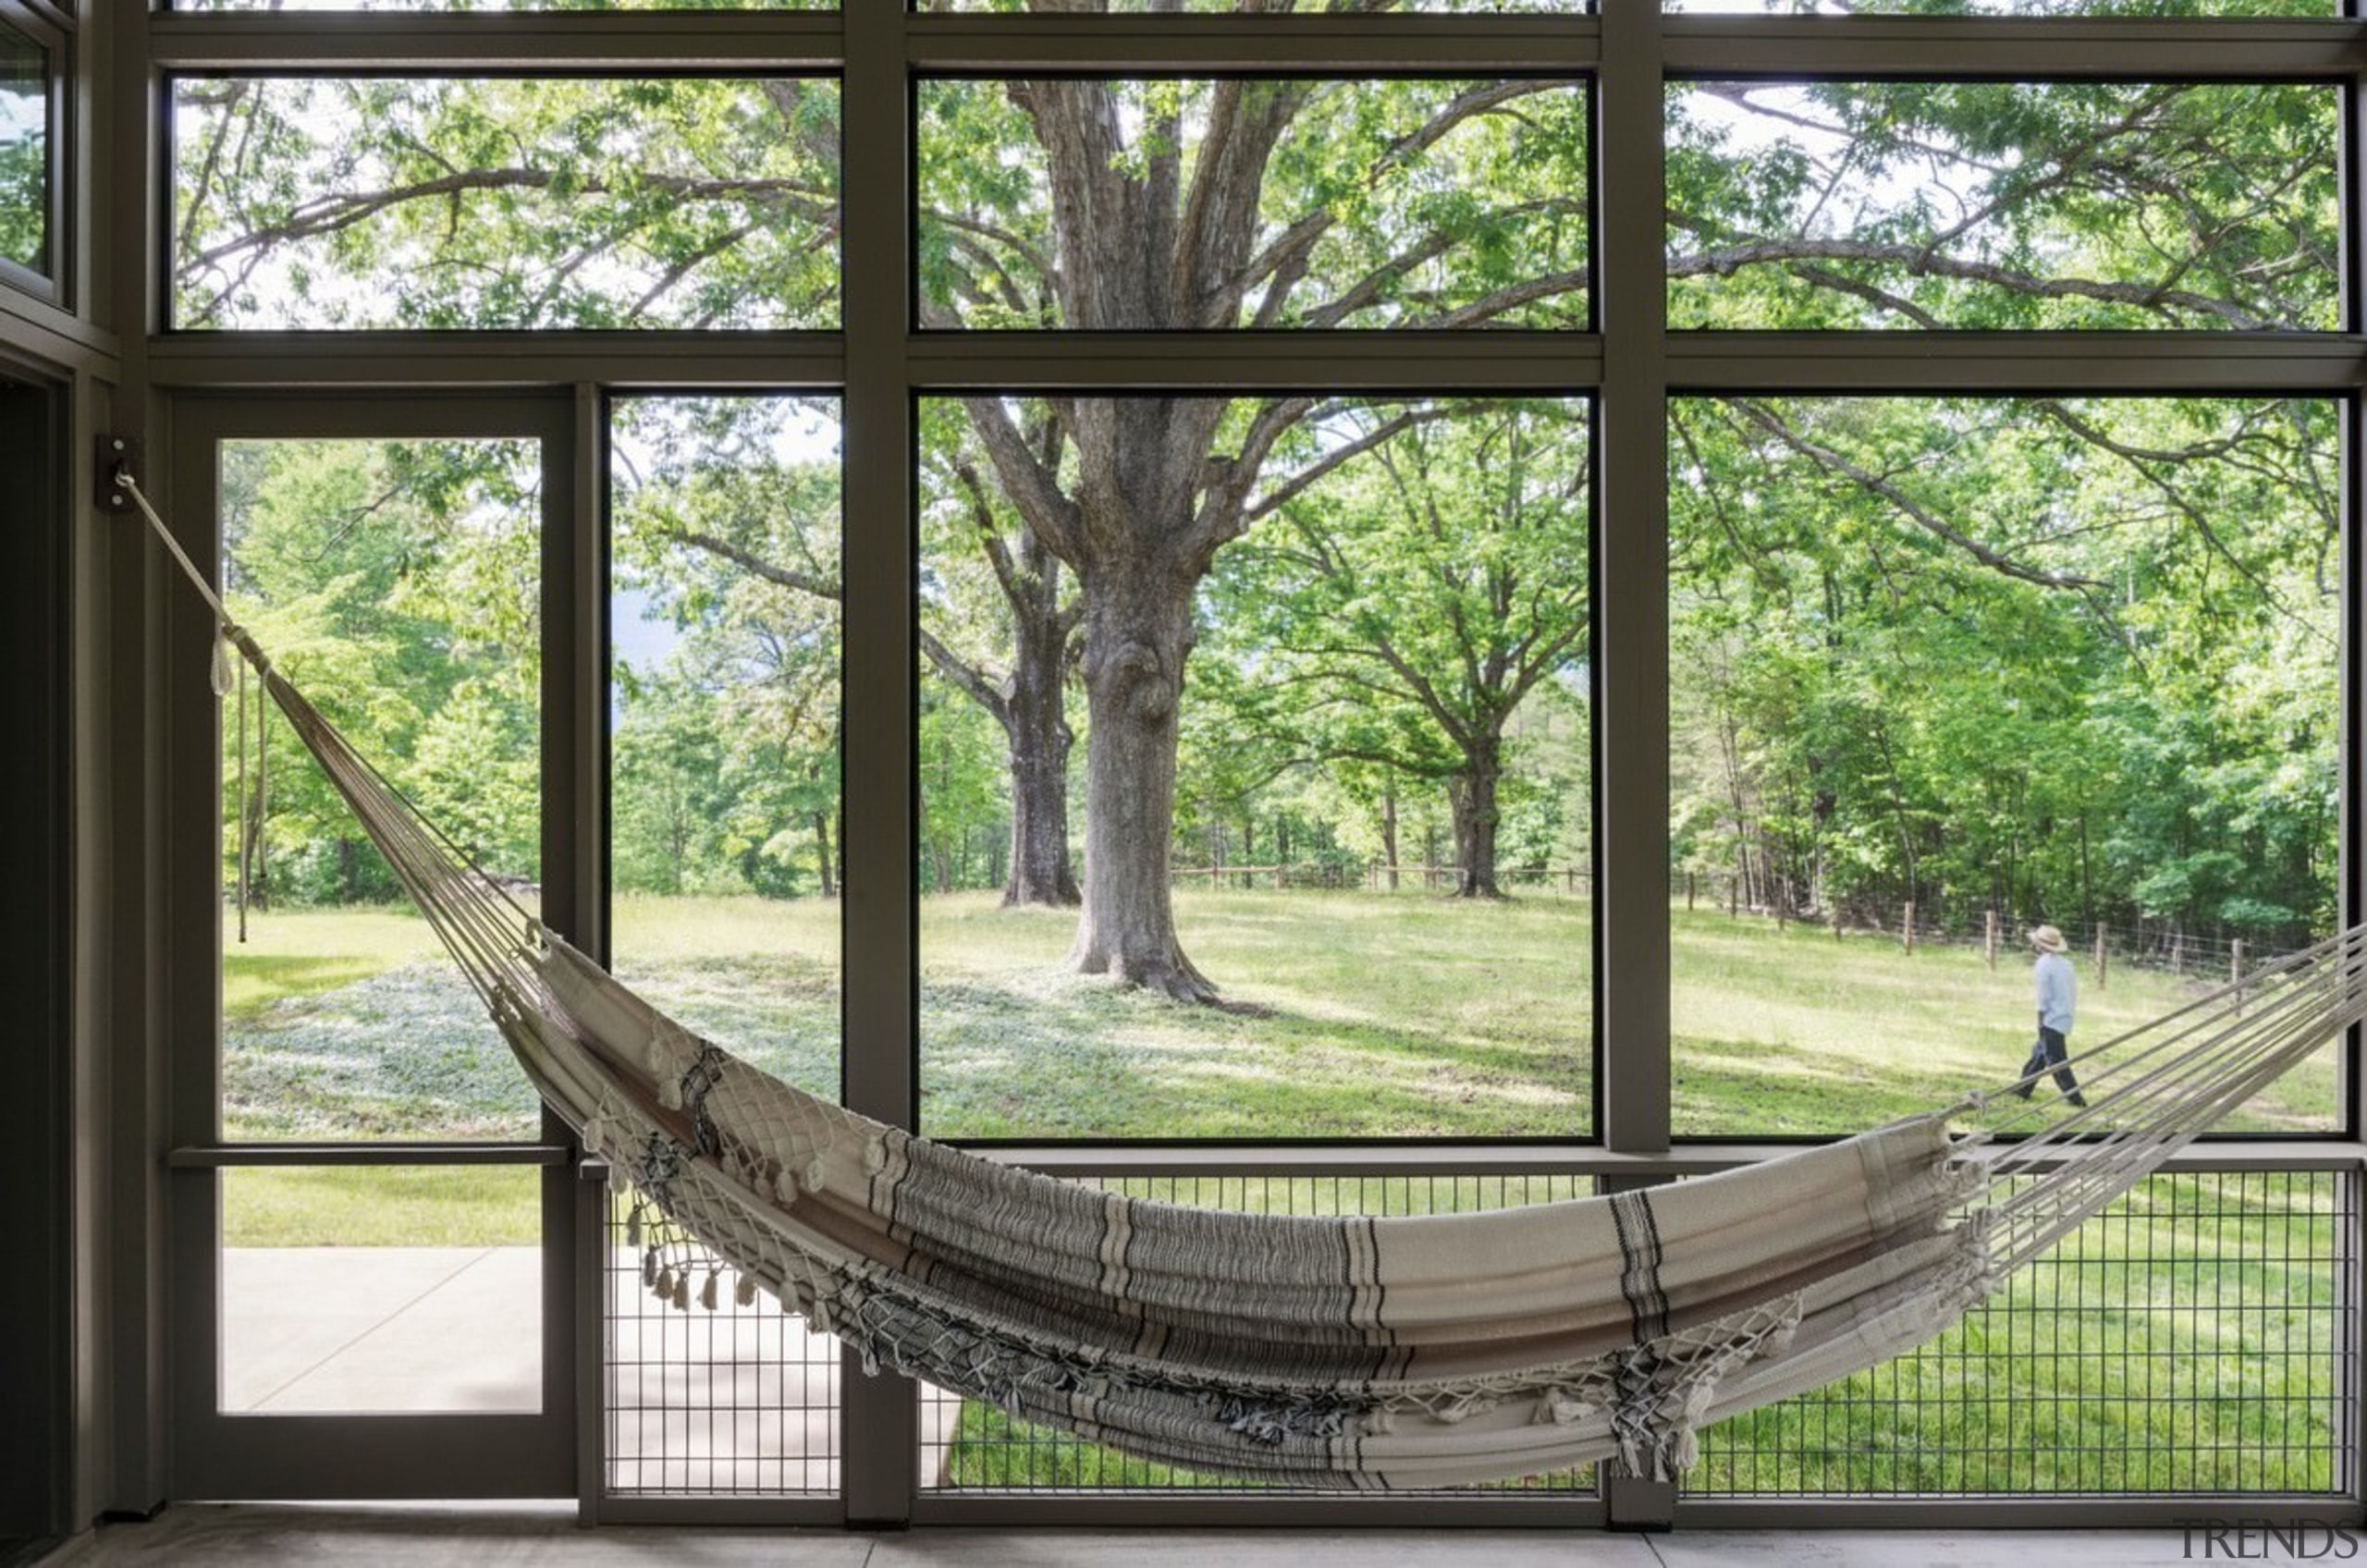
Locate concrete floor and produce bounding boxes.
[42,1507,2213,1566]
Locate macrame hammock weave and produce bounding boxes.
[131,475,2367,1490]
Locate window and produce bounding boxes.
[172,78,841,330]
[917,77,1589,330]
[916,395,1593,1139]
[1667,81,2339,331]
[1668,396,2343,1136]
[0,9,52,288]
[130,0,2362,1524]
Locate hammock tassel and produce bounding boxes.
[773,1169,799,1206]
[670,1274,691,1313]
[210,634,234,697]
[804,1157,828,1194]
[699,1269,720,1313]
[654,1265,675,1302]
[641,1248,658,1290]
[735,1273,758,1308]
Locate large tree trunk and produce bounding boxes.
[1064,561,1215,1001]
[1002,603,1080,907]
[815,809,837,899]
[1447,732,1506,899]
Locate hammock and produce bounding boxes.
[132,477,2367,1490]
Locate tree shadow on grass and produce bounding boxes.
[916,970,1589,1140]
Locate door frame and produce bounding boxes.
[165,393,583,1501]
[0,366,73,1540]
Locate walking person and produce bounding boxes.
[2013,924,2086,1106]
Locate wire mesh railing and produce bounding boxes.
[595,1163,2358,1507]
[1687,1168,2357,1499]
[603,1183,840,1498]
[917,1172,1600,1496]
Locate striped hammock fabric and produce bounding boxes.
[130,478,2367,1489]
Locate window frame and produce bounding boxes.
[111,0,2367,1533]
[0,0,67,305]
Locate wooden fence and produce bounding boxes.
[1171,864,1596,894]
[1676,869,2289,995]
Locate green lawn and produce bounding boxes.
[215,892,2349,1496]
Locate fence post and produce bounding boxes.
[1984,909,1998,971]
[2173,931,2186,975]
[1686,871,1696,912]
[1902,901,1915,956]
[1728,875,1738,919]
[2231,937,2244,1014]
[2093,928,2108,991]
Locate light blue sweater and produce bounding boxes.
[2035,951,2076,1034]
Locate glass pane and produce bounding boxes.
[1672,0,2329,11]
[173,79,841,329]
[219,437,544,1143]
[608,397,842,1107]
[918,79,1588,330]
[220,1164,541,1414]
[1668,397,2342,1136]
[918,396,1593,1139]
[1668,82,2339,330]
[182,0,827,8]
[0,18,44,277]
[937,1,1572,10]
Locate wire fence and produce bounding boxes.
[1172,863,1596,895]
[1675,870,2322,990]
[919,1172,1600,1496]
[604,1184,840,1498]
[1688,1168,2358,1498]
[596,1166,2357,1503]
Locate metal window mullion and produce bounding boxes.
[142,10,844,73]
[1662,17,2364,79]
[141,333,846,391]
[1667,332,2367,394]
[905,12,1597,74]
[903,330,1600,394]
[838,0,914,1531]
[1597,0,1670,1158]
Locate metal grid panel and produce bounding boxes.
[1687,1169,2359,1499]
[919,1172,1598,1495]
[603,1182,840,1497]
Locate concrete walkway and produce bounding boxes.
[223,1246,542,1414]
[222,1246,959,1492]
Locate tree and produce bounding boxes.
[918,400,1083,907]
[922,74,1590,995]
[1209,402,1590,898]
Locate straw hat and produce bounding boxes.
[2030,925,2068,954]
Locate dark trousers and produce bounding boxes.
[2020,1026,2080,1097]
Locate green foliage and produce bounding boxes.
[611,398,843,900]
[0,30,43,274]
[221,436,542,906]
[174,78,840,328]
[1669,82,2338,330]
[1669,397,2337,949]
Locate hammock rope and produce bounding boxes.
[128,472,2367,1489]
